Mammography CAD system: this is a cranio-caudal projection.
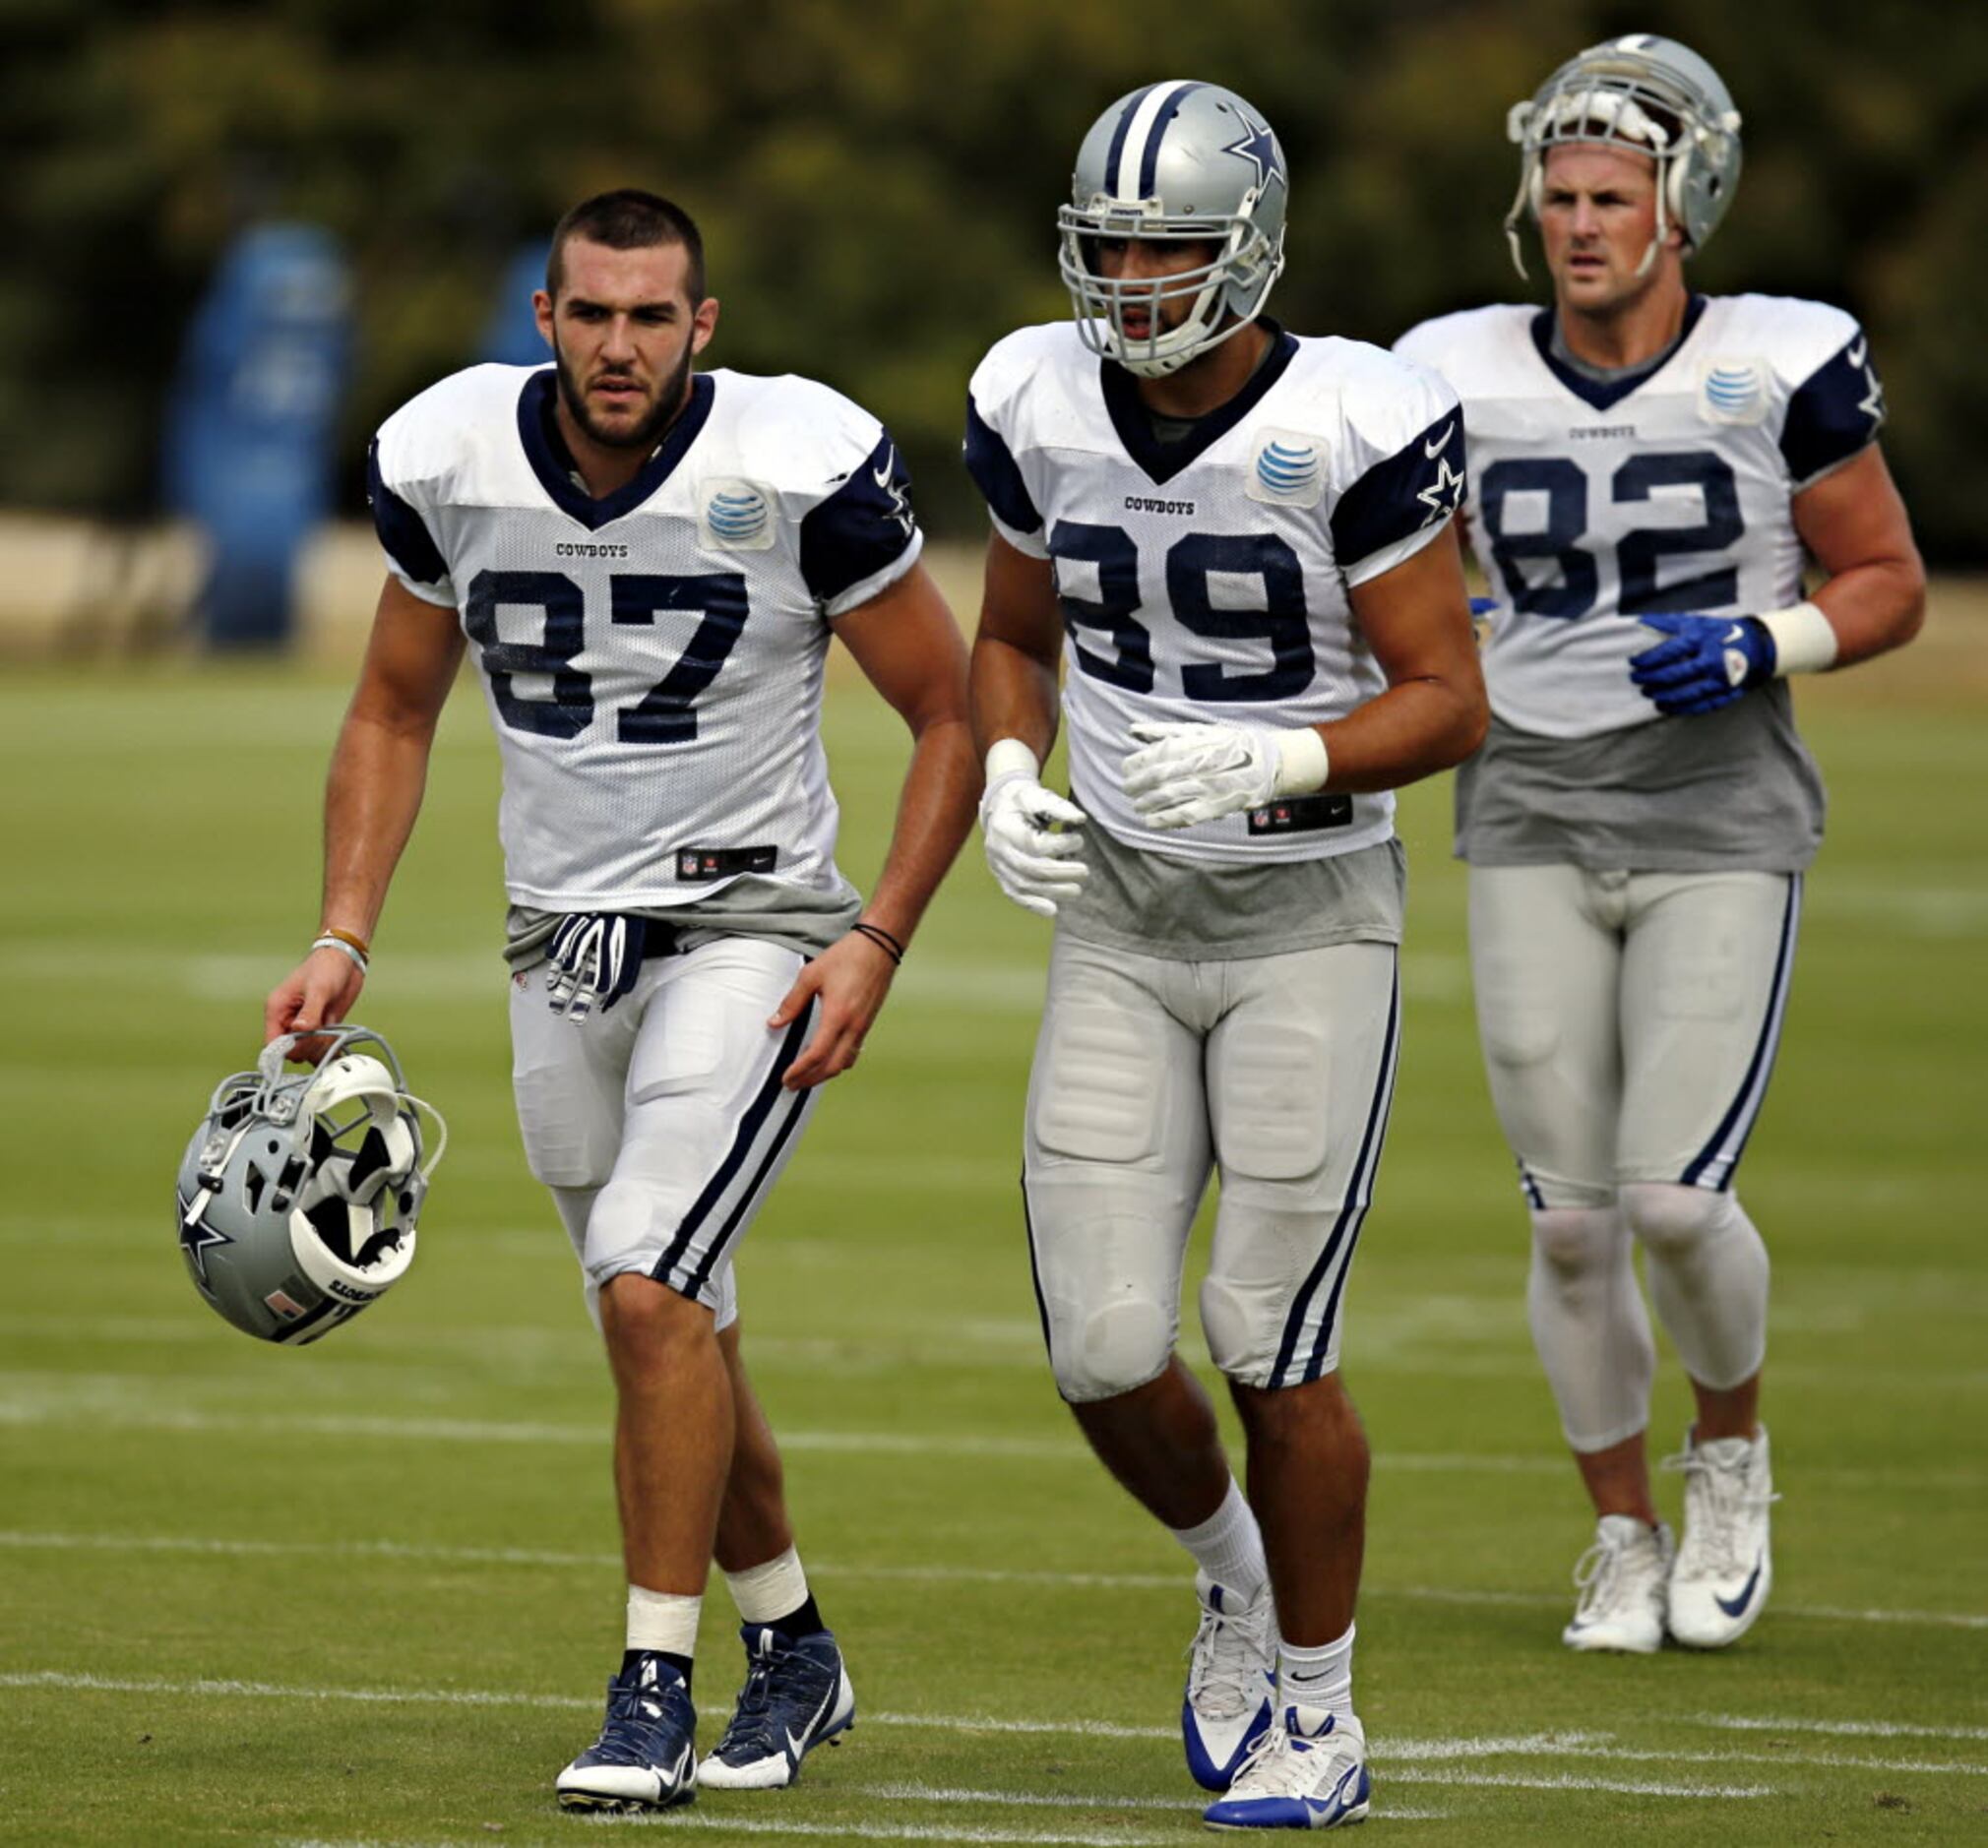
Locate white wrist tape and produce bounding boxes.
[985,737,1042,785]
[1759,601,1839,677]
[1273,726,1331,797]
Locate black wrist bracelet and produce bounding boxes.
[849,921,905,964]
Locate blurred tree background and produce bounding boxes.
[3,0,1984,555]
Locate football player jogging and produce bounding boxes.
[966,85,1486,1830]
[1396,36,1924,1653]
[265,191,976,1811]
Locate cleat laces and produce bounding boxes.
[1663,1443,1777,1578]
[586,1679,687,1769]
[1568,1534,1628,1625]
[1186,1600,1271,1722]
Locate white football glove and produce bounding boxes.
[1121,720,1331,830]
[979,739,1089,919]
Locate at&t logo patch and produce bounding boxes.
[1247,429,1325,509]
[1700,358,1768,426]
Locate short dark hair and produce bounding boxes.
[546,189,707,302]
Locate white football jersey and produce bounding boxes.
[1396,294,1885,741]
[369,363,921,910]
[965,321,1463,863]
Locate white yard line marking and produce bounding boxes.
[2,1529,1982,1632]
[3,1384,1980,1491]
[1688,1712,1988,1745]
[1386,1767,1771,1798]
[13,1671,1977,1786]
[846,1785,1449,1821]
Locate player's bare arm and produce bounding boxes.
[771,560,976,1089]
[966,531,1090,917]
[1320,522,1489,790]
[263,577,465,1045]
[1795,443,1927,663]
[970,529,1065,765]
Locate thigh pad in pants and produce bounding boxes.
[1023,938,1210,1404]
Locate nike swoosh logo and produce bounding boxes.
[1847,339,1868,368]
[1722,624,1745,644]
[1715,1556,1765,1618]
[1423,421,1456,459]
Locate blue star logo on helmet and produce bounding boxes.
[1222,113,1281,194]
[177,1197,234,1292]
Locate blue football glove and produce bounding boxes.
[544,912,648,1022]
[1629,613,1776,716]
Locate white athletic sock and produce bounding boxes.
[1169,1475,1269,1602]
[724,1545,810,1627]
[1527,1205,1657,1451]
[1278,1624,1355,1722]
[1623,1183,1770,1390]
[626,1583,702,1658]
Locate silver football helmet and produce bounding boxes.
[1059,80,1288,377]
[175,1025,446,1345]
[1505,33,1743,279]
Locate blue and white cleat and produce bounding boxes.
[556,1653,697,1814]
[696,1624,855,1790]
[1204,1704,1370,1830]
[1184,1571,1276,1792]
[1665,1426,1775,1648]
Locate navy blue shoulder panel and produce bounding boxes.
[366,439,449,587]
[1781,330,1885,483]
[963,395,1042,535]
[1331,409,1468,570]
[799,430,919,608]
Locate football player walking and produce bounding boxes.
[966,85,1486,1829]
[266,191,976,1810]
[1396,36,1924,1654]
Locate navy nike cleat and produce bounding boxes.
[696,1624,855,1790]
[556,1652,697,1813]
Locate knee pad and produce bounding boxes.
[1620,1182,1726,1261]
[1053,1293,1173,1404]
[1530,1205,1621,1280]
[1199,1275,1257,1382]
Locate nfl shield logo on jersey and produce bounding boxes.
[700,477,777,550]
[1699,358,1768,426]
[1246,429,1326,509]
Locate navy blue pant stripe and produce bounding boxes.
[1270,969,1402,1387]
[1518,1159,1546,1210]
[1136,82,1204,197]
[685,1079,813,1296]
[1680,875,1801,1190]
[1299,979,1403,1385]
[1018,1170,1057,1370]
[1105,85,1158,199]
[652,1000,817,1285]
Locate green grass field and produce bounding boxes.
[1,624,1984,1846]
